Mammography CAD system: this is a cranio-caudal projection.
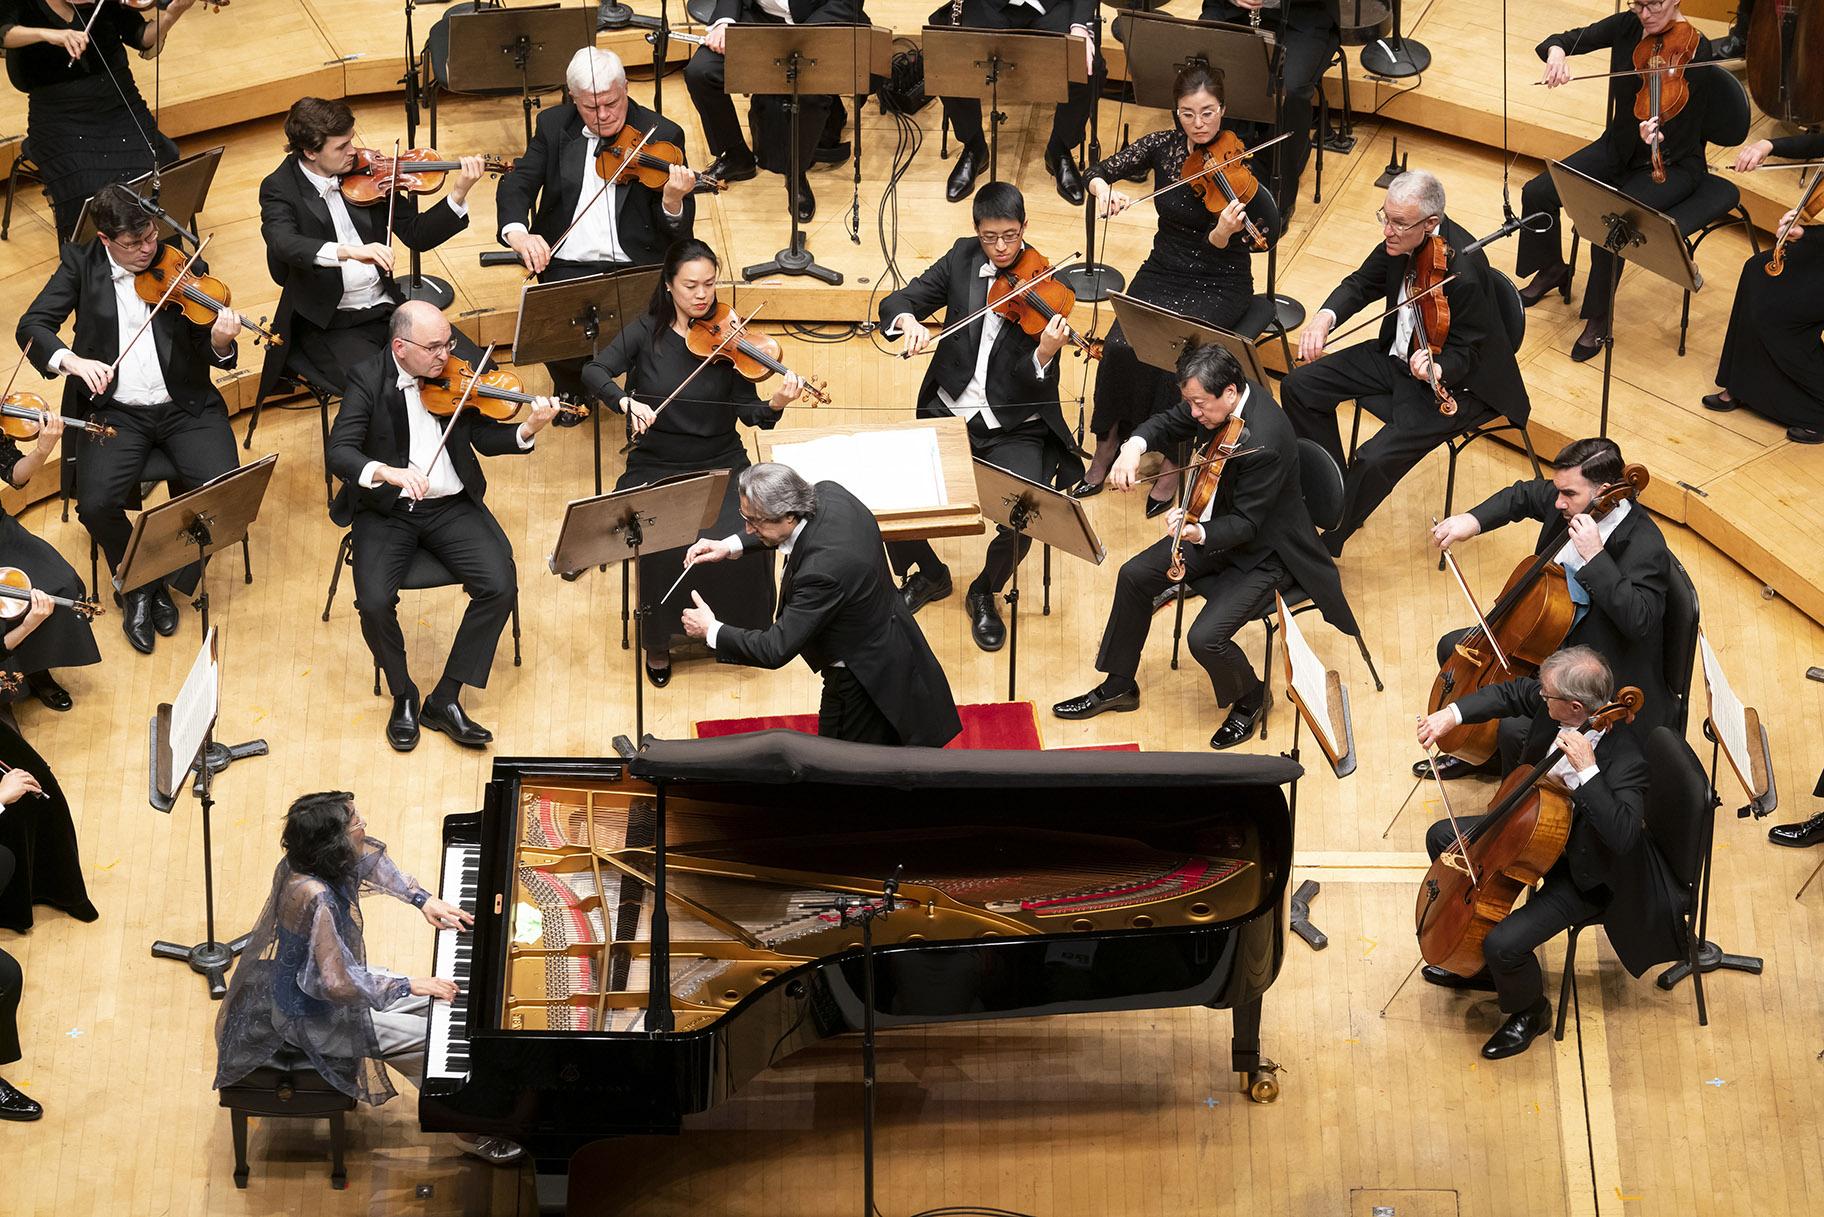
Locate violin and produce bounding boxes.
[1745,0,1824,128]
[339,149,513,207]
[1767,168,1824,277]
[1633,18,1702,185]
[1426,464,1649,766]
[685,301,829,404]
[1405,233,1457,417]
[987,245,1103,361]
[1166,413,1246,583]
[1416,688,1644,976]
[418,357,590,422]
[595,124,726,196]
[1,392,117,443]
[1180,130,1270,252]
[134,245,282,346]
[0,566,101,621]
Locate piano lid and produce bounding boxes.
[627,730,1304,789]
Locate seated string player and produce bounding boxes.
[1414,646,1677,1061]
[16,183,243,656]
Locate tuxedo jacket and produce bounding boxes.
[716,481,962,748]
[17,238,237,418]
[1133,381,1358,637]
[494,100,694,268]
[929,0,1093,27]
[713,0,863,24]
[1469,477,1676,733]
[1536,12,1719,172]
[1455,676,1684,975]
[1318,214,1529,425]
[326,349,532,526]
[877,237,1075,455]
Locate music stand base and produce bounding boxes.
[597,1,637,27]
[194,738,269,793]
[151,932,251,999]
[1657,939,1764,990]
[399,274,456,309]
[1272,293,1307,332]
[1059,262,1125,302]
[1360,39,1431,79]
[744,244,843,285]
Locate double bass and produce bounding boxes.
[1745,0,1824,129]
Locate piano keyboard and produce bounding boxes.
[426,841,479,1081]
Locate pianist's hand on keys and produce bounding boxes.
[420,895,474,932]
[413,976,460,1001]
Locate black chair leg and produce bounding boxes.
[1313,85,1326,206]
[242,398,262,449]
[241,537,252,585]
[1347,400,1363,463]
[90,537,99,605]
[323,533,353,622]
[1355,634,1384,691]
[328,1111,347,1189]
[231,1109,251,1187]
[1566,233,1580,300]
[1520,426,1542,478]
[317,391,334,509]
[1554,925,1582,1041]
[1438,442,1463,571]
[512,600,523,666]
[1169,582,1187,670]
[373,661,382,698]
[1259,619,1275,741]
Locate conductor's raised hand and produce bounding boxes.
[680,590,717,640]
[684,537,735,568]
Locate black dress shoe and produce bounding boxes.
[645,658,672,689]
[386,693,421,752]
[1481,998,1552,1060]
[1569,334,1604,363]
[1052,684,1139,720]
[27,672,71,712]
[1410,754,1497,781]
[1701,392,1737,413]
[1421,964,1499,992]
[0,1076,43,1122]
[421,699,492,749]
[1210,700,1265,750]
[813,140,851,166]
[1788,426,1824,445]
[966,590,1005,652]
[793,176,816,223]
[707,151,757,183]
[946,144,986,203]
[149,585,179,636]
[899,569,953,615]
[1518,262,1570,307]
[1144,496,1173,519]
[121,590,155,654]
[1768,811,1824,847]
[1066,477,1103,499]
[1045,149,1086,205]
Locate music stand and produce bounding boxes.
[512,266,661,495]
[1120,13,1301,331]
[548,471,727,739]
[1058,11,1122,302]
[1274,590,1354,950]
[973,459,1104,699]
[72,146,224,245]
[444,4,582,147]
[1110,290,1269,384]
[1549,160,1702,439]
[921,26,1085,188]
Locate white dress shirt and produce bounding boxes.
[1390,280,1419,360]
[47,251,173,406]
[1117,383,1250,525]
[713,0,793,28]
[1441,702,1603,787]
[499,128,683,263]
[358,367,537,499]
[300,163,392,313]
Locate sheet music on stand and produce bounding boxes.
[770,428,949,514]
[1275,591,1355,778]
[153,628,218,811]
[1698,631,1775,817]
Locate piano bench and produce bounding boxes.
[218,1046,357,1190]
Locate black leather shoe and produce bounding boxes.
[645,658,672,689]
[1788,426,1824,445]
[122,590,155,654]
[1210,700,1265,750]
[1768,811,1824,848]
[0,1076,43,1122]
[793,176,816,223]
[1052,684,1139,720]
[27,672,71,712]
[1422,964,1498,992]
[1144,496,1173,519]
[1569,334,1604,363]
[149,585,179,636]
[966,590,1005,652]
[1481,998,1552,1061]
[386,693,421,752]
[1045,149,1086,205]
[899,569,953,615]
[421,699,492,749]
[1518,262,1570,307]
[946,144,986,203]
[707,151,757,183]
[1066,477,1103,499]
[1701,391,1737,413]
[1410,754,1497,781]
[813,140,851,166]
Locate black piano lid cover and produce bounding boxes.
[626,730,1303,790]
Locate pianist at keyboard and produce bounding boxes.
[211,791,517,1163]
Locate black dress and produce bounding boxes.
[0,435,100,693]
[582,314,780,653]
[0,713,96,933]
[0,0,180,241]
[1715,132,1824,431]
[1086,128,1280,436]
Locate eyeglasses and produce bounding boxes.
[399,336,458,357]
[1540,691,1580,705]
[1175,107,1222,124]
[106,228,160,252]
[740,511,785,526]
[1628,0,1672,14]
[348,812,367,830]
[1376,208,1433,235]
[977,231,1023,248]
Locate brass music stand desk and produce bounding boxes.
[1111,290,1269,385]
[921,26,1086,187]
[443,4,585,147]
[72,146,224,245]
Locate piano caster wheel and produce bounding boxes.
[1244,1063,1281,1104]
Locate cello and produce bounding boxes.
[1425,463,1649,766]
[1745,0,1824,129]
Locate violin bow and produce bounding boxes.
[897,256,1077,359]
[1735,159,1824,171]
[110,234,212,379]
[626,301,767,449]
[0,339,31,405]
[408,341,497,512]
[1531,56,1746,86]
[1122,444,1262,489]
[1436,520,1512,674]
[384,137,401,254]
[1117,132,1291,213]
[1319,272,1458,350]
[537,126,655,279]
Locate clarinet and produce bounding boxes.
[951,0,963,22]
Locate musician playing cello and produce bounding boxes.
[1414,646,1676,1061]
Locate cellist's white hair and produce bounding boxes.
[566,48,627,98]
[1386,169,1446,219]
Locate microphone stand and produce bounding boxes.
[1060,14,1123,302]
[400,0,456,307]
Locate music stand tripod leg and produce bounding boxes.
[742,62,843,285]
[1660,736,1764,1002]
[180,523,269,786]
[150,728,246,999]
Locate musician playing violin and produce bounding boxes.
[1422,438,1676,782]
[1052,344,1355,750]
[327,302,560,753]
[1414,646,1677,1061]
[878,183,1080,651]
[1284,172,1529,556]
[1518,0,1724,361]
[1704,129,1824,445]
[16,183,243,657]
[0,413,99,710]
[580,240,797,688]
[500,48,696,403]
[256,96,488,406]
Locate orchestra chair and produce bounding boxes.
[218,1044,357,1189]
[1,139,40,241]
[244,348,339,509]
[1348,268,1543,569]
[322,530,523,695]
[1554,725,1714,1039]
[1563,70,1757,356]
[86,448,254,604]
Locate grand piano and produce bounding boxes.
[420,731,1298,1209]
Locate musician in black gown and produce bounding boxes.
[0,416,99,710]
[582,240,795,686]
[0,0,194,241]
[2,760,54,1121]
[1075,64,1280,514]
[1703,130,1824,445]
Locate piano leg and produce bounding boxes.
[1228,997,1281,1104]
[535,1156,572,1216]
